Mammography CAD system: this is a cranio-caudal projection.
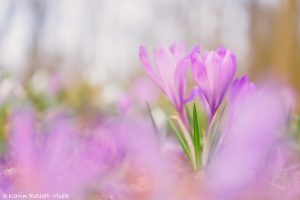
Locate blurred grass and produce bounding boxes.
[0,105,8,154]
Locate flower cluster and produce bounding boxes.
[0,42,298,200]
[141,42,300,199]
[140,43,236,123]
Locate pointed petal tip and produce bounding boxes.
[216,46,226,56]
[153,46,164,56]
[192,45,200,54]
[170,41,185,49]
[170,42,186,58]
[240,75,249,82]
[139,46,146,55]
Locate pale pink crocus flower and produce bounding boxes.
[140,43,199,124]
[191,47,236,120]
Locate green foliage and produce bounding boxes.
[296,115,300,136]
[168,103,205,171]
[0,105,8,155]
[25,86,51,112]
[168,119,192,164]
[297,115,300,130]
[192,104,201,170]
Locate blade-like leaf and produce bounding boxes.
[185,106,193,132]
[168,119,192,163]
[171,116,196,167]
[296,115,300,135]
[146,102,158,133]
[193,103,201,169]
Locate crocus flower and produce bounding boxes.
[191,47,236,120]
[97,118,204,200]
[140,43,199,123]
[2,108,205,200]
[229,75,256,104]
[4,109,119,199]
[206,79,294,199]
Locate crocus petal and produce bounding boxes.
[184,87,200,104]
[140,43,200,117]
[154,46,177,84]
[174,58,190,109]
[139,46,163,89]
[229,75,256,104]
[189,45,201,57]
[216,46,226,57]
[191,46,237,121]
[204,50,223,102]
[153,46,178,103]
[170,42,186,61]
[184,87,212,120]
[207,83,293,198]
[198,90,212,120]
[191,54,211,102]
[215,50,236,104]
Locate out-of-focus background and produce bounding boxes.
[0,0,299,105]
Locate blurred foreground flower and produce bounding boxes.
[206,76,297,199]
[3,109,118,199]
[0,108,207,199]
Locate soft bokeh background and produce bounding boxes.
[0,2,300,198]
[0,0,299,105]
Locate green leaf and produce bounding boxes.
[296,115,300,135]
[193,103,201,169]
[185,106,193,131]
[168,119,192,163]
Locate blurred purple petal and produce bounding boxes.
[206,82,294,199]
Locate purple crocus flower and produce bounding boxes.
[140,43,199,123]
[229,75,256,104]
[97,118,204,200]
[3,108,205,199]
[191,47,236,120]
[4,109,119,199]
[206,79,294,199]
